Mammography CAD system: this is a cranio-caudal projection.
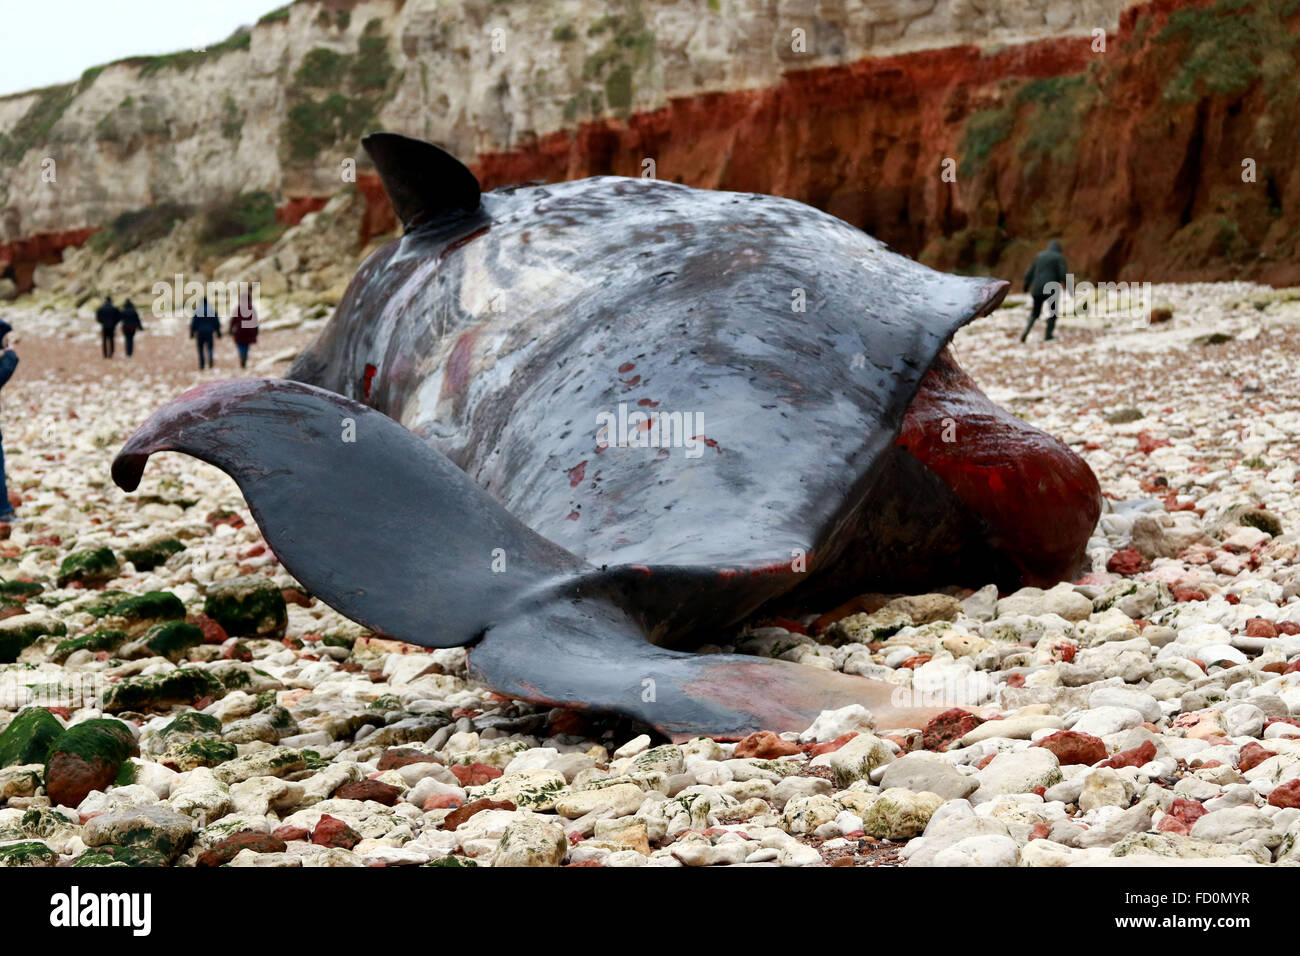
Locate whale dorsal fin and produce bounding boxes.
[362,131,481,232]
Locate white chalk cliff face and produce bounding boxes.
[1,0,1134,243]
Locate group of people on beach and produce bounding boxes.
[95,292,260,369]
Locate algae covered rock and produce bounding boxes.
[0,580,44,600]
[82,805,196,862]
[52,628,128,662]
[44,718,138,807]
[0,841,57,867]
[56,548,121,588]
[101,668,225,712]
[102,590,186,637]
[137,620,204,662]
[203,576,287,639]
[0,614,67,662]
[161,737,238,771]
[71,844,168,867]
[122,537,186,572]
[861,788,945,839]
[0,706,64,767]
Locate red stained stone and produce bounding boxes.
[923,708,985,752]
[443,798,515,830]
[1245,618,1278,638]
[423,794,463,811]
[1035,730,1107,766]
[899,654,932,669]
[1166,798,1207,826]
[733,730,801,759]
[334,779,402,806]
[450,762,503,786]
[1106,548,1145,575]
[1156,815,1190,835]
[1238,742,1274,772]
[805,732,857,758]
[197,830,287,867]
[312,814,361,849]
[376,748,438,771]
[1099,740,1156,769]
[1277,622,1300,636]
[1173,587,1208,602]
[273,825,310,841]
[1267,780,1300,809]
[188,613,229,645]
[975,753,998,770]
[1006,673,1026,688]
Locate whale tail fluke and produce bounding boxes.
[469,593,951,742]
[113,378,950,738]
[112,378,582,648]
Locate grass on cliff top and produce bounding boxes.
[0,83,76,164]
[1157,0,1300,102]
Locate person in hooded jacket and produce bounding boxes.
[119,299,144,357]
[228,289,259,369]
[0,320,19,522]
[190,296,221,370]
[1021,239,1068,342]
[96,296,120,358]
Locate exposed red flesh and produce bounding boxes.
[896,349,1101,587]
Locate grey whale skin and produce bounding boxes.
[113,132,1101,740]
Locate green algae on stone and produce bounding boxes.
[0,706,64,767]
[0,840,57,867]
[56,547,121,588]
[52,627,128,662]
[203,576,287,639]
[72,589,131,618]
[44,718,138,807]
[101,667,225,712]
[140,620,204,662]
[0,579,44,599]
[0,614,67,662]
[121,538,185,572]
[425,855,478,867]
[71,844,168,867]
[161,736,237,771]
[161,711,222,739]
[104,590,186,634]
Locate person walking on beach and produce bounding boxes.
[1021,239,1068,343]
[0,320,19,522]
[119,299,143,358]
[190,296,221,370]
[96,296,120,358]
[229,289,259,369]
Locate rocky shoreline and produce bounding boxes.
[1,281,1299,867]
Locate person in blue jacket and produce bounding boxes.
[0,320,19,522]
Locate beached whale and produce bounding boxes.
[113,132,1101,740]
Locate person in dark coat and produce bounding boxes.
[228,290,259,369]
[96,296,120,358]
[190,296,222,370]
[0,320,18,522]
[119,299,144,358]
[1021,239,1069,342]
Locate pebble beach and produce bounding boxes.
[1,283,1299,869]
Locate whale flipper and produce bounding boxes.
[112,379,583,647]
[362,131,481,231]
[471,593,949,742]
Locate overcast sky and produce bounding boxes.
[0,0,286,96]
